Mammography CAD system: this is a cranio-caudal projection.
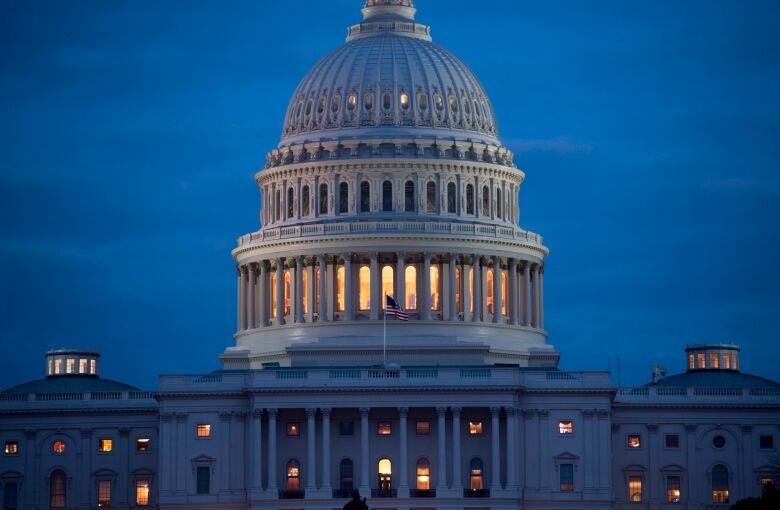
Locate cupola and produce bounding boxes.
[45,349,100,377]
[685,344,739,372]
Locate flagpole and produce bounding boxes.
[383,294,387,364]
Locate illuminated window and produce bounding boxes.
[448,94,458,113]
[301,185,310,216]
[340,459,354,493]
[66,358,75,374]
[486,269,494,314]
[136,438,151,453]
[482,186,489,216]
[377,422,392,435]
[665,434,679,449]
[430,265,440,311]
[501,270,508,315]
[347,94,357,111]
[405,265,417,310]
[50,470,66,508]
[455,266,461,313]
[48,358,53,375]
[416,458,430,490]
[54,359,62,374]
[466,184,474,214]
[314,268,320,315]
[559,421,573,435]
[79,358,87,374]
[283,270,291,316]
[666,475,681,503]
[98,479,111,507]
[382,181,393,211]
[52,440,66,454]
[468,421,483,435]
[317,96,325,114]
[98,439,113,453]
[319,183,328,214]
[404,180,415,212]
[469,267,474,313]
[722,354,730,369]
[688,354,694,369]
[378,458,392,493]
[135,479,150,506]
[761,477,777,493]
[302,268,308,315]
[360,181,370,212]
[697,353,705,368]
[359,265,371,311]
[434,93,444,111]
[286,460,301,491]
[559,463,573,491]
[287,187,294,218]
[4,441,19,455]
[426,181,436,213]
[709,353,719,368]
[339,182,348,213]
[270,272,277,318]
[196,424,211,438]
[416,421,430,435]
[628,476,643,502]
[760,435,774,449]
[287,422,300,436]
[447,182,456,213]
[381,266,394,303]
[627,435,641,448]
[469,458,484,490]
[196,466,210,494]
[731,353,738,369]
[90,359,96,374]
[400,92,410,110]
[336,266,345,312]
[711,465,729,503]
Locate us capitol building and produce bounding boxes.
[1,1,779,509]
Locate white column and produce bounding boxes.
[448,255,457,321]
[398,407,409,497]
[321,408,332,494]
[436,407,448,491]
[275,260,285,325]
[490,407,501,491]
[370,253,379,320]
[247,264,256,329]
[461,259,471,322]
[506,407,517,490]
[343,253,354,320]
[492,256,502,323]
[267,409,278,496]
[422,252,432,320]
[451,407,463,491]
[472,256,481,322]
[250,409,263,493]
[305,408,317,495]
[295,256,304,324]
[508,259,517,325]
[395,253,405,308]
[259,261,269,327]
[359,407,370,496]
[539,265,545,330]
[237,266,245,331]
[318,255,328,322]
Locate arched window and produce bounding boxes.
[501,270,508,316]
[336,266,345,313]
[382,181,393,211]
[319,183,328,214]
[339,182,349,214]
[496,188,502,219]
[339,459,354,493]
[347,94,357,111]
[434,93,444,110]
[50,470,66,508]
[318,96,325,114]
[301,185,310,216]
[418,93,427,111]
[449,95,458,113]
[486,268,494,315]
[270,271,277,318]
[416,458,430,490]
[331,94,341,113]
[712,464,729,503]
[360,181,370,213]
[287,187,294,218]
[275,189,281,221]
[383,93,392,110]
[447,182,456,213]
[358,265,371,310]
[378,458,392,494]
[382,265,394,303]
[466,184,474,214]
[364,93,374,111]
[314,267,320,316]
[400,92,410,110]
[426,181,436,213]
[430,265,440,311]
[469,458,484,491]
[302,267,309,315]
[482,186,490,216]
[283,270,291,316]
[286,459,301,491]
[405,265,417,310]
[455,266,462,313]
[404,180,415,212]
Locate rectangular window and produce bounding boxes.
[286,422,300,436]
[97,479,111,507]
[54,359,62,374]
[66,358,75,374]
[560,464,574,491]
[627,434,641,448]
[377,421,392,435]
[688,353,694,369]
[196,424,211,438]
[666,475,681,503]
[416,421,431,435]
[135,480,150,506]
[665,434,680,449]
[761,477,777,493]
[90,359,96,374]
[98,439,113,453]
[760,435,774,449]
[3,482,18,510]
[697,353,705,368]
[468,421,483,435]
[559,420,574,435]
[196,466,210,494]
[709,352,719,368]
[136,438,151,453]
[79,359,87,374]
[628,476,643,502]
[339,421,354,436]
[4,441,19,455]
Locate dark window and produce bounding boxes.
[360,181,370,212]
[383,93,392,110]
[136,438,151,453]
[760,435,774,449]
[466,184,474,214]
[339,459,354,493]
[416,421,430,435]
[301,185,310,216]
[665,434,680,449]
[447,182,456,213]
[196,466,210,494]
[560,464,574,491]
[275,190,281,221]
[711,464,729,503]
[339,421,354,436]
[339,182,349,213]
[712,435,726,449]
[4,482,18,510]
[319,183,328,214]
[496,188,502,218]
[404,181,415,212]
[50,470,66,508]
[287,188,294,218]
[482,186,489,216]
[382,181,393,211]
[426,181,436,213]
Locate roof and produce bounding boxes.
[652,370,780,388]
[2,376,140,395]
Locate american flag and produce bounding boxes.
[385,295,409,321]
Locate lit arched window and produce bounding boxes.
[301,185,310,216]
[482,186,490,216]
[426,181,436,213]
[283,270,291,316]
[50,470,66,508]
[501,270,508,316]
[469,266,474,313]
[270,271,277,319]
[416,458,430,490]
[302,267,309,315]
[319,183,328,214]
[286,459,301,491]
[382,266,394,303]
[405,265,417,310]
[336,266,345,313]
[496,188,502,219]
[430,265,440,311]
[466,184,474,214]
[382,181,393,211]
[314,267,320,315]
[358,265,371,311]
[469,458,483,491]
[347,94,357,111]
[400,92,410,110]
[339,182,349,214]
[287,187,294,218]
[486,268,494,315]
[360,181,370,213]
[447,182,456,213]
[434,93,444,111]
[378,458,392,494]
[275,189,281,221]
[712,464,729,503]
[455,266,462,313]
[449,95,458,113]
[404,181,415,212]
[339,459,354,493]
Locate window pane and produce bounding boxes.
[4,482,18,510]
[405,266,417,310]
[468,421,483,435]
[404,181,415,212]
[336,266,345,312]
[301,185,309,216]
[466,184,474,214]
[629,476,643,502]
[196,466,210,494]
[381,266,394,303]
[50,470,66,508]
[469,458,483,490]
[382,181,393,211]
[136,438,151,452]
[430,265,440,311]
[287,423,300,436]
[665,434,679,448]
[455,266,461,313]
[486,269,494,314]
[98,439,113,452]
[501,270,507,315]
[426,181,436,212]
[286,460,301,491]
[416,421,430,435]
[135,480,150,506]
[270,273,277,318]
[339,182,349,213]
[559,421,573,434]
[4,441,19,455]
[416,459,430,490]
[302,268,308,315]
[667,475,681,503]
[447,182,456,213]
[360,181,370,212]
[377,422,392,435]
[359,265,371,310]
[560,464,573,491]
[196,424,211,438]
[712,465,729,503]
[627,435,641,448]
[283,270,291,316]
[319,183,328,214]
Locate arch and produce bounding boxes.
[400,92,410,110]
[416,458,430,490]
[469,458,484,490]
[331,94,341,113]
[430,265,440,311]
[434,93,444,111]
[378,458,392,494]
[339,458,354,493]
[447,182,456,213]
[382,180,393,211]
[287,187,294,218]
[358,265,371,311]
[496,188,502,219]
[482,186,490,216]
[360,181,371,213]
[466,184,474,214]
[381,265,394,303]
[50,469,67,508]
[347,93,357,111]
[711,464,729,503]
[319,183,328,214]
[339,182,349,213]
[404,180,415,212]
[426,181,437,213]
[301,185,310,217]
[405,265,417,310]
[286,459,301,491]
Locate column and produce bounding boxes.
[422,252,432,320]
[522,262,531,327]
[295,256,304,323]
[508,258,517,325]
[529,265,537,328]
[259,261,269,327]
[448,255,457,320]
[583,410,595,489]
[176,413,187,494]
[267,409,278,496]
[597,410,610,489]
[275,260,285,325]
[237,266,245,331]
[321,408,332,494]
[451,407,463,491]
[370,253,380,320]
[539,265,545,330]
[318,255,328,321]
[250,409,263,494]
[305,408,317,495]
[398,407,409,497]
[490,407,501,491]
[437,407,448,492]
[506,407,517,489]
[472,255,481,322]
[359,408,370,496]
[395,253,405,308]
[343,253,354,320]
[492,256,502,323]
[306,262,315,322]
[461,258,471,322]
[247,264,256,329]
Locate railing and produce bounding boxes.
[464,488,490,497]
[278,490,304,499]
[615,385,780,403]
[411,489,435,497]
[371,489,396,498]
[0,390,157,408]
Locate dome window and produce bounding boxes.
[295,102,303,118]
[364,92,374,111]
[448,95,458,113]
[400,92,410,110]
[317,96,325,114]
[473,99,480,117]
[434,93,444,111]
[347,93,357,111]
[463,97,471,115]
[383,93,392,110]
[331,94,341,113]
[305,99,313,117]
[418,93,427,110]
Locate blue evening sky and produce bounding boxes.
[1,0,779,389]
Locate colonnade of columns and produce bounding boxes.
[236,253,544,332]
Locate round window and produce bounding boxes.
[52,440,66,454]
[712,435,726,449]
